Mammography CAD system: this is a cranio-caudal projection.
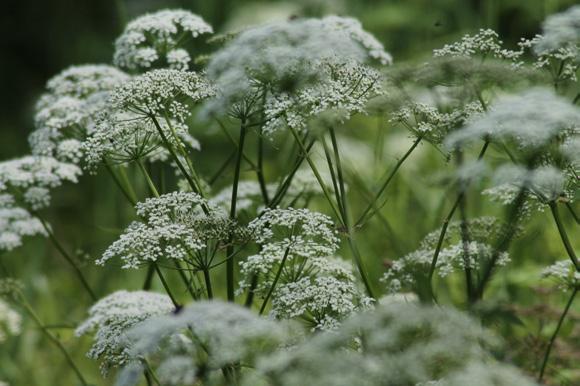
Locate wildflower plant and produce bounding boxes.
[2,4,580,386]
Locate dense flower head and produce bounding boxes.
[29,65,130,162]
[115,301,292,386]
[76,290,174,374]
[382,217,511,293]
[0,298,21,343]
[114,9,213,71]
[534,5,580,55]
[0,193,46,251]
[255,302,533,386]
[518,35,579,82]
[445,88,580,149]
[433,29,520,60]
[0,156,81,210]
[204,15,389,120]
[270,256,372,331]
[109,69,216,123]
[97,192,237,269]
[541,260,579,291]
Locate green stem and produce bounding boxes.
[155,264,180,308]
[136,160,160,198]
[259,247,290,315]
[36,216,96,301]
[355,137,422,227]
[226,120,247,301]
[20,297,90,385]
[549,202,579,270]
[104,160,138,205]
[203,268,214,299]
[565,202,580,225]
[538,287,578,382]
[256,131,270,205]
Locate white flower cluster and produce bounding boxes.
[391,101,484,144]
[262,59,383,134]
[116,301,291,386]
[204,16,389,119]
[534,5,580,55]
[445,88,580,149]
[0,298,21,343]
[76,290,174,375]
[113,9,213,71]
[0,194,46,251]
[97,192,226,269]
[257,303,536,386]
[541,260,579,291]
[271,257,372,331]
[433,29,520,60]
[382,217,510,293]
[0,156,81,210]
[518,35,579,82]
[109,69,215,123]
[29,65,129,163]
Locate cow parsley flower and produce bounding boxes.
[433,29,520,60]
[534,5,580,55]
[0,156,81,210]
[541,260,579,291]
[0,298,21,343]
[204,16,389,120]
[114,9,213,71]
[382,217,511,293]
[76,290,174,375]
[29,65,129,162]
[0,194,46,251]
[257,302,515,386]
[270,256,372,331]
[445,88,580,149]
[97,192,238,269]
[116,301,292,386]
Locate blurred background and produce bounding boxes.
[0,0,579,385]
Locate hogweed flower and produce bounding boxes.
[0,156,81,210]
[115,301,292,386]
[0,194,46,251]
[29,65,129,162]
[541,260,579,291]
[75,290,174,375]
[113,9,213,71]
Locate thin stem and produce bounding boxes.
[19,297,90,385]
[259,247,290,315]
[355,137,422,227]
[565,202,580,225]
[202,268,214,299]
[136,159,160,198]
[104,160,137,205]
[538,287,578,382]
[155,264,180,308]
[256,131,270,205]
[549,202,579,270]
[36,216,96,301]
[226,120,247,301]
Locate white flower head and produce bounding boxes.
[534,5,580,55]
[0,194,46,252]
[76,290,174,375]
[114,9,213,71]
[541,260,580,291]
[0,298,21,343]
[445,88,580,149]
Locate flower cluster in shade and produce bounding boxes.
[203,15,389,128]
[114,301,293,386]
[83,69,213,169]
[97,192,240,269]
[29,65,130,164]
[113,9,213,71]
[253,302,539,386]
[75,290,174,375]
[0,156,81,210]
[0,194,46,252]
[541,260,579,292]
[0,298,21,343]
[382,217,511,294]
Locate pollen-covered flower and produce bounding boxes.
[0,194,46,251]
[76,290,174,375]
[115,301,292,386]
[204,16,389,120]
[445,88,580,149]
[0,156,81,210]
[29,65,129,162]
[541,260,580,291]
[113,9,213,71]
